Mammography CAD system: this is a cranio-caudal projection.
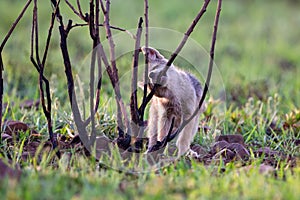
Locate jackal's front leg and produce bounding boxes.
[147,99,159,148]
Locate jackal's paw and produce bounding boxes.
[186,149,200,159]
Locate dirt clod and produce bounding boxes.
[190,144,207,156]
[211,141,229,154]
[3,120,40,139]
[215,134,245,145]
[227,143,250,160]
[0,159,21,180]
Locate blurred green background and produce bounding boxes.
[0,0,299,111]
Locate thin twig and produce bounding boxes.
[100,0,130,135]
[88,0,101,143]
[94,1,123,133]
[89,0,96,142]
[30,0,60,155]
[58,23,82,119]
[94,0,102,117]
[42,13,55,67]
[130,17,143,136]
[65,0,85,21]
[50,0,91,150]
[0,54,3,135]
[51,0,63,25]
[94,50,102,113]
[69,23,136,39]
[99,0,105,13]
[41,7,55,123]
[102,0,117,74]
[173,0,222,139]
[77,0,84,20]
[164,0,211,72]
[88,0,96,40]
[137,0,150,137]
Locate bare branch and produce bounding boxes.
[30,0,60,156]
[178,0,222,135]
[164,0,211,72]
[0,54,3,134]
[65,0,85,21]
[88,0,96,40]
[69,23,136,39]
[101,0,116,70]
[89,0,96,142]
[42,12,55,68]
[58,23,82,121]
[93,0,101,114]
[51,0,63,24]
[99,0,105,14]
[130,17,143,136]
[88,0,102,142]
[137,0,150,134]
[94,50,102,113]
[91,0,123,133]
[50,0,91,150]
[100,0,130,135]
[77,0,85,19]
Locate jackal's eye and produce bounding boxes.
[149,71,155,79]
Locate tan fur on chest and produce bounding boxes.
[150,85,182,119]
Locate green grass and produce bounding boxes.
[0,0,299,199]
[0,154,300,200]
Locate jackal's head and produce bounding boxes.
[141,46,168,86]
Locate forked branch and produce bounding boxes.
[50,0,91,149]
[65,0,86,21]
[30,0,59,155]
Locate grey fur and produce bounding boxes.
[187,73,203,98]
[141,46,206,158]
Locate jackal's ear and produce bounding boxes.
[141,46,165,61]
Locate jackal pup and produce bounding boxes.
[141,46,206,157]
